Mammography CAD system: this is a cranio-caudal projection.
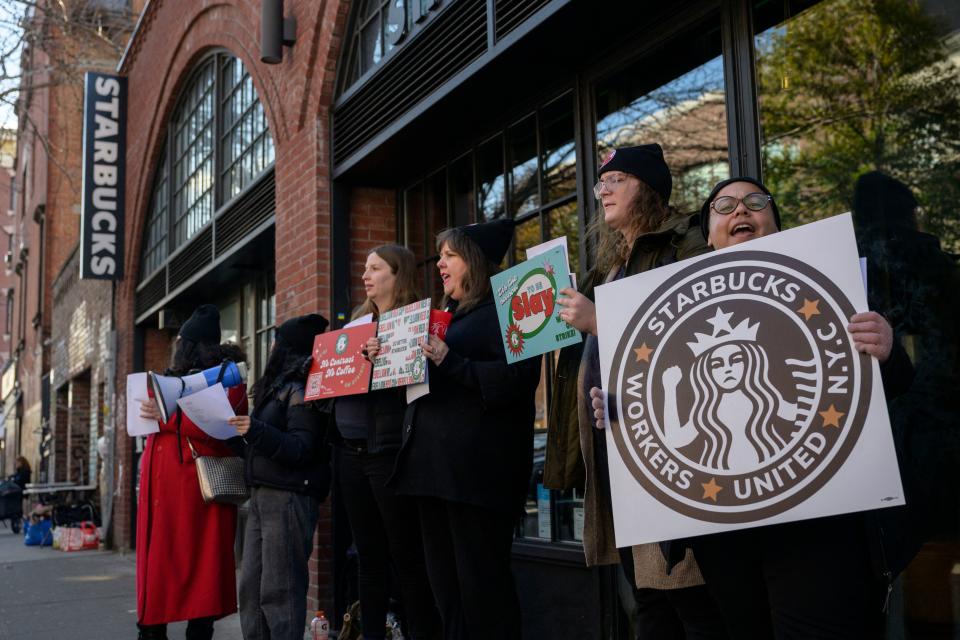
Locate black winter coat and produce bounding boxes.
[333,387,406,452]
[238,378,332,500]
[393,296,542,515]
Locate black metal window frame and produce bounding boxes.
[138,50,275,284]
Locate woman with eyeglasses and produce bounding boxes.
[552,144,727,639]
[592,176,915,639]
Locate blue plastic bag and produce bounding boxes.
[24,519,52,546]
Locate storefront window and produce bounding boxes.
[172,59,216,245]
[510,115,540,217]
[595,19,727,213]
[478,134,506,221]
[754,0,960,633]
[221,57,275,202]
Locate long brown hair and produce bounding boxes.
[436,227,500,313]
[353,244,422,320]
[15,456,29,473]
[590,178,676,276]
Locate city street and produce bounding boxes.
[0,528,243,639]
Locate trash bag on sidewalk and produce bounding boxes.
[24,519,52,546]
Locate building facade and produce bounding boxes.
[110,0,960,636]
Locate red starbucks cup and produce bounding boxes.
[429,310,453,340]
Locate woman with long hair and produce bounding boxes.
[554,144,727,638]
[333,245,439,640]
[227,313,331,640]
[11,456,31,490]
[392,220,541,639]
[136,304,248,640]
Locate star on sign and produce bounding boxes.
[706,307,735,335]
[819,404,845,428]
[633,342,653,362]
[701,477,723,502]
[797,298,821,321]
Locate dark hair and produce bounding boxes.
[436,226,501,312]
[15,456,29,473]
[167,339,247,376]
[353,244,422,320]
[591,179,675,275]
[250,341,310,407]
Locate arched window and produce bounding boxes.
[139,52,275,283]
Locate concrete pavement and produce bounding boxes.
[0,526,244,639]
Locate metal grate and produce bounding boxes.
[167,226,213,292]
[215,169,276,257]
[332,0,487,167]
[134,269,166,318]
[494,0,552,41]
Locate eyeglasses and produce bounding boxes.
[593,174,630,199]
[710,192,771,215]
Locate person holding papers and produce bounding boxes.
[550,144,725,639]
[393,219,541,640]
[136,304,248,640]
[333,245,439,640]
[226,313,331,640]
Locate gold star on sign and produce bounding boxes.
[819,404,845,429]
[633,343,653,362]
[797,298,821,321]
[701,477,723,502]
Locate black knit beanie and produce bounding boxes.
[276,313,330,355]
[179,304,221,345]
[699,176,782,240]
[460,218,516,264]
[598,144,673,203]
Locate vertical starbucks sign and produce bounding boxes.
[80,72,126,280]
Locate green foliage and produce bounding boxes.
[757,0,960,250]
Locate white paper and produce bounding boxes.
[126,373,160,437]
[527,236,576,289]
[176,383,238,440]
[345,313,374,328]
[406,368,429,403]
[595,213,904,546]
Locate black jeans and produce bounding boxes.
[337,444,439,640]
[136,617,215,640]
[691,514,884,640]
[417,497,520,640]
[619,547,728,640]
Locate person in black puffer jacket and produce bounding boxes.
[228,313,331,640]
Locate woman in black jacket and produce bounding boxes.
[228,313,331,640]
[393,219,542,640]
[334,244,439,640]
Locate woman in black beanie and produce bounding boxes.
[228,313,332,640]
[393,219,542,639]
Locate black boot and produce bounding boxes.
[137,623,168,640]
[185,617,215,640]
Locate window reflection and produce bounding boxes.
[596,21,727,212]
[541,93,576,204]
[478,135,506,221]
[754,0,960,633]
[510,116,540,216]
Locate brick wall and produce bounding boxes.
[115,0,355,619]
[348,188,398,311]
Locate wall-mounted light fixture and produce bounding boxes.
[261,0,296,64]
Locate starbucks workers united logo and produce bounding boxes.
[607,251,871,523]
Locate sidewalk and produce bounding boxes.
[0,527,244,639]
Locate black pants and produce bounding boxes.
[417,497,520,640]
[619,547,728,640]
[337,445,439,640]
[690,514,884,640]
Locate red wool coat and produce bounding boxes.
[136,385,248,625]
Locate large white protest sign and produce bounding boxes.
[595,213,904,546]
[371,298,430,391]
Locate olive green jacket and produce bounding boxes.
[545,211,709,589]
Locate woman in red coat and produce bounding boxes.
[136,304,249,640]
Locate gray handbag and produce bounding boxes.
[187,438,249,505]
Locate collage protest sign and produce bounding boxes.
[371,299,431,390]
[595,214,904,545]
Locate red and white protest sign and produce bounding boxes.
[304,323,377,400]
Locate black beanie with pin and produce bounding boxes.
[276,313,330,355]
[179,304,221,345]
[598,144,673,204]
[460,218,516,264]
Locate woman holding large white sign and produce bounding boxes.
[393,219,542,639]
[552,144,727,639]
